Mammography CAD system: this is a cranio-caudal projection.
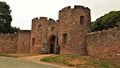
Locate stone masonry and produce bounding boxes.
[86,28,120,65]
[0,33,18,53]
[0,5,119,65]
[30,5,91,55]
[0,30,31,54]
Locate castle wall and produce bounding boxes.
[17,30,31,53]
[86,28,120,65]
[0,33,18,53]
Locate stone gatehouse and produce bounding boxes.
[0,5,120,65]
[30,5,91,55]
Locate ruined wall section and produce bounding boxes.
[0,33,18,53]
[58,6,91,55]
[86,28,120,64]
[17,30,31,53]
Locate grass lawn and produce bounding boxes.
[41,55,120,68]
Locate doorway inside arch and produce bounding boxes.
[49,36,55,54]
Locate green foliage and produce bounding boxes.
[91,11,120,31]
[0,1,19,33]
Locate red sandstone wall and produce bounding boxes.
[0,33,18,53]
[17,30,31,53]
[86,28,120,65]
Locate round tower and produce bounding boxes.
[58,5,91,55]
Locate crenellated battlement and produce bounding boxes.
[59,6,71,13]
[74,5,90,10]
[59,5,90,14]
[39,17,47,20]
[32,17,48,23]
[32,17,39,23]
[48,18,55,23]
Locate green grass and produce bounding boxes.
[41,55,120,68]
[41,55,76,64]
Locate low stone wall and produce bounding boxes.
[0,33,18,53]
[86,28,120,65]
[17,30,31,53]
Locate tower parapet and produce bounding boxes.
[32,17,38,23]
[59,5,90,14]
[59,6,71,13]
[39,17,47,21]
[74,5,90,10]
[48,18,55,25]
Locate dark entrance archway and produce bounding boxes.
[49,36,56,54]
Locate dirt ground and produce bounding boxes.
[20,54,54,62]
[20,54,74,68]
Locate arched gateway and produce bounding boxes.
[49,36,55,54]
[48,35,60,54]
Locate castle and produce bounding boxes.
[0,5,120,65]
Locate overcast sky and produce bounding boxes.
[1,0,120,30]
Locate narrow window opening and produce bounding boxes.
[38,25,42,32]
[63,33,67,44]
[80,16,84,24]
[51,27,54,31]
[32,38,35,46]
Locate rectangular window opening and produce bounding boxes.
[63,33,67,44]
[80,16,84,24]
[32,38,35,46]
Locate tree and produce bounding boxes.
[0,1,19,33]
[91,11,120,32]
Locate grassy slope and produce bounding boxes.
[41,55,120,68]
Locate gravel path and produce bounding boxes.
[0,56,63,68]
